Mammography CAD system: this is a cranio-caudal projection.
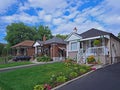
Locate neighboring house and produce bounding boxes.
[11,40,35,56]
[65,28,120,65]
[33,37,66,61]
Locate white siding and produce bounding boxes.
[66,34,81,41]
[33,42,40,47]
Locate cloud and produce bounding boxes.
[0,0,18,14]
[44,14,52,23]
[1,13,39,24]
[28,0,67,13]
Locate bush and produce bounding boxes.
[33,84,51,90]
[56,76,67,83]
[13,56,31,61]
[87,55,96,64]
[37,55,51,62]
[50,72,66,86]
[80,68,87,74]
[7,55,13,60]
[69,72,78,78]
[34,85,44,90]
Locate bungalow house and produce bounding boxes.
[65,28,120,65]
[11,40,35,56]
[33,36,66,61]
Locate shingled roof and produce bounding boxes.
[45,37,67,44]
[12,40,34,48]
[79,28,111,39]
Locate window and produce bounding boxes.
[37,47,41,53]
[71,42,77,51]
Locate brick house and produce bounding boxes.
[11,40,35,56]
[33,37,66,61]
[65,28,120,65]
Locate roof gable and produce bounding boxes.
[33,42,40,47]
[12,40,34,48]
[65,32,82,41]
[45,37,67,44]
[80,28,110,39]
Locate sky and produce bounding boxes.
[0,0,120,43]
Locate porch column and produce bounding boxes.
[16,48,20,56]
[102,35,105,55]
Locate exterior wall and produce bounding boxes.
[27,47,35,56]
[107,37,120,63]
[50,44,66,61]
[68,51,78,60]
[95,55,109,65]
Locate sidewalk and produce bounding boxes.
[0,61,60,72]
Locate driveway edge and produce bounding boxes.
[51,70,94,90]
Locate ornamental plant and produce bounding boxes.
[56,76,67,83]
[34,85,44,90]
[87,55,96,64]
[69,72,78,78]
[37,55,51,62]
[33,84,51,90]
[93,39,101,46]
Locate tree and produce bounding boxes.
[5,22,37,46]
[37,25,52,40]
[56,34,68,39]
[0,43,4,56]
[118,32,120,39]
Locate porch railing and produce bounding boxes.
[77,46,108,63]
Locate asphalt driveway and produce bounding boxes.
[56,63,120,90]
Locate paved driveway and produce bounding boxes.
[56,63,120,90]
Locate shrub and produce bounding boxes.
[13,56,31,61]
[7,55,13,60]
[80,68,87,74]
[87,55,96,64]
[69,72,78,78]
[34,84,51,90]
[93,39,101,46]
[50,72,68,86]
[80,65,91,71]
[56,76,67,83]
[37,55,51,62]
[34,85,44,90]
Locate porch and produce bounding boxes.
[77,37,110,64]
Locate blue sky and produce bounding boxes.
[0,0,120,43]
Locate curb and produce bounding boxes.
[51,70,94,90]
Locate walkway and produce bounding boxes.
[56,63,120,90]
[0,61,59,72]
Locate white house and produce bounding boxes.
[65,28,120,65]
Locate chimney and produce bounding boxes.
[73,27,77,33]
[43,35,46,42]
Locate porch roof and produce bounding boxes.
[11,40,34,48]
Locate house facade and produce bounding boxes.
[11,40,35,56]
[65,28,120,65]
[33,37,66,61]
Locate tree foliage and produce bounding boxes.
[5,23,52,46]
[118,32,120,39]
[0,43,4,56]
[5,23,37,46]
[56,34,68,39]
[37,25,52,40]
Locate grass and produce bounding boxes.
[0,61,33,68]
[0,62,66,90]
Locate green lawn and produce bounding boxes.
[0,62,66,90]
[0,61,33,68]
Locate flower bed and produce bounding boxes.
[34,59,91,90]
